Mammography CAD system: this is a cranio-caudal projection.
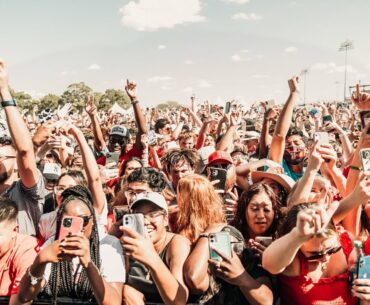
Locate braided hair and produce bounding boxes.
[44,185,101,303]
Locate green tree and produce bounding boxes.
[98,89,131,111]
[60,82,93,112]
[156,100,182,111]
[38,94,60,111]
[12,91,38,111]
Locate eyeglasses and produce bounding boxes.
[142,211,165,222]
[125,190,149,199]
[0,136,12,146]
[305,245,342,262]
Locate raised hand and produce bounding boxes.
[85,95,97,116]
[125,79,137,101]
[352,84,370,111]
[288,76,300,94]
[0,59,9,92]
[295,206,326,238]
[57,103,72,120]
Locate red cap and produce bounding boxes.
[208,150,233,165]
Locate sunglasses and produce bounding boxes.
[109,136,126,145]
[80,215,93,227]
[209,163,233,170]
[305,245,342,262]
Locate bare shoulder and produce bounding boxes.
[167,233,191,255]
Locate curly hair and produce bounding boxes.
[161,148,200,176]
[127,167,167,192]
[44,185,101,303]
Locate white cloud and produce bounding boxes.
[231,12,262,21]
[160,85,171,90]
[311,62,357,74]
[256,54,264,59]
[284,46,298,53]
[241,49,249,53]
[198,79,212,88]
[158,44,167,50]
[231,54,242,61]
[289,1,297,6]
[184,59,194,65]
[147,76,173,82]
[183,87,193,92]
[60,71,68,76]
[223,0,250,4]
[120,0,205,32]
[88,64,101,70]
[252,74,270,79]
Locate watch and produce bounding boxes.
[1,99,17,107]
[28,268,45,285]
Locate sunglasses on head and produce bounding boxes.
[305,245,342,262]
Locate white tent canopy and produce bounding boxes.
[110,102,131,115]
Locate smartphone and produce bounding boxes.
[113,205,129,223]
[360,149,370,173]
[208,167,227,191]
[225,102,231,114]
[314,132,330,145]
[209,232,232,262]
[255,236,273,247]
[122,213,146,237]
[106,152,120,167]
[357,256,370,281]
[322,115,333,124]
[58,216,83,240]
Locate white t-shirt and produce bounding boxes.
[43,233,125,284]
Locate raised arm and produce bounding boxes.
[125,79,147,149]
[268,76,300,163]
[0,59,38,188]
[85,96,106,152]
[259,107,278,159]
[216,113,238,152]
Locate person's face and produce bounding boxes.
[232,153,247,166]
[54,175,78,206]
[245,139,258,154]
[300,235,340,264]
[204,135,215,147]
[126,181,152,205]
[133,202,167,244]
[159,124,171,135]
[108,135,127,153]
[0,145,16,184]
[170,160,194,189]
[245,192,275,237]
[180,137,195,149]
[284,135,306,165]
[71,156,83,169]
[124,160,142,177]
[0,220,18,258]
[63,199,93,239]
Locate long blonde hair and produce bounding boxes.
[174,174,225,243]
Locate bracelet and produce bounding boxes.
[131,100,139,105]
[1,99,17,107]
[349,165,362,171]
[28,267,45,285]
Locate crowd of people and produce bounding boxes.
[2,57,370,305]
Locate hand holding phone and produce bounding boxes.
[58,216,83,240]
[122,214,146,237]
[208,167,227,191]
[209,232,232,262]
[314,132,330,145]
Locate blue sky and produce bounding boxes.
[1,0,369,107]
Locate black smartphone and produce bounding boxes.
[208,167,227,190]
[322,115,333,124]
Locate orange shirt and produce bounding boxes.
[0,234,39,296]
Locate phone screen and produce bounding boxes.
[360,149,370,173]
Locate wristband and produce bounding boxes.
[131,100,139,105]
[1,99,17,107]
[198,233,209,239]
[349,165,362,171]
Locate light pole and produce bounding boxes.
[339,40,354,101]
[300,68,309,105]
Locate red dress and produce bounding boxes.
[277,231,357,305]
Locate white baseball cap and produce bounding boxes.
[131,192,168,214]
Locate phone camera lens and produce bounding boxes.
[63,218,72,228]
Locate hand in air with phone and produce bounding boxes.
[208,247,246,286]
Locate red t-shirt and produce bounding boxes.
[0,234,39,296]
